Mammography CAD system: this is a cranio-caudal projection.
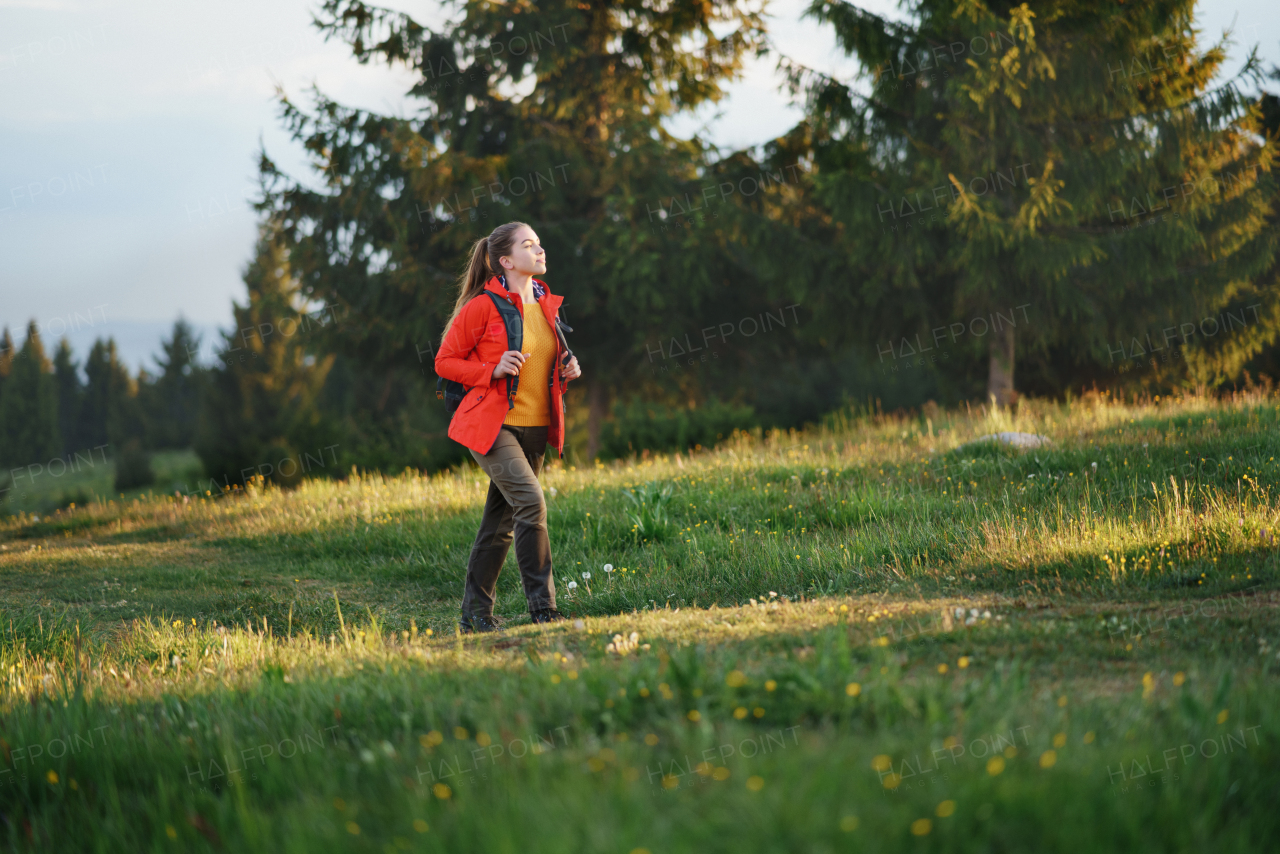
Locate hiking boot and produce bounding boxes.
[460,613,506,634]
[529,608,568,624]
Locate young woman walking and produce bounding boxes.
[435,222,582,633]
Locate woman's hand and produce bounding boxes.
[560,355,581,381]
[492,350,528,379]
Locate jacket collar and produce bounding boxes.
[485,275,559,309]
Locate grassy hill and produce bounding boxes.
[0,393,1277,851]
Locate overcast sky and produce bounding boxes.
[2,0,1276,371]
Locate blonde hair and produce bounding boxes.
[442,222,529,336]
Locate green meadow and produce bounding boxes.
[0,393,1277,852]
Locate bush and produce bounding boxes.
[113,439,154,492]
[600,398,755,459]
[54,488,94,511]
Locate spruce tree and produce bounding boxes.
[141,319,204,449]
[81,340,113,450]
[52,338,83,456]
[0,327,13,406]
[0,321,60,468]
[81,338,140,457]
[260,0,767,455]
[1237,68,1280,384]
[196,225,334,487]
[778,0,1277,402]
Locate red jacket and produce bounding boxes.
[435,276,572,456]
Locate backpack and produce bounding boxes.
[436,292,575,417]
[437,291,523,415]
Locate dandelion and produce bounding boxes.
[567,581,578,592]
[603,564,613,572]
[606,633,640,654]
[583,572,591,580]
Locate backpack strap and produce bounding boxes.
[550,316,573,389]
[485,291,524,409]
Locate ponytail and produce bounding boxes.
[442,221,530,337]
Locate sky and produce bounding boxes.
[1,0,1276,372]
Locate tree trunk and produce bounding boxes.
[987,325,1016,407]
[586,377,606,460]
[376,372,394,413]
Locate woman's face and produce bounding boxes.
[499,226,547,277]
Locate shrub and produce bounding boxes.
[113,439,154,492]
[600,398,755,459]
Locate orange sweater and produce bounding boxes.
[503,302,555,426]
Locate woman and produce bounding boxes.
[434,222,582,633]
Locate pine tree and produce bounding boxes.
[52,338,83,456]
[0,327,13,406]
[779,0,1278,402]
[1237,67,1280,384]
[81,338,140,457]
[260,0,768,456]
[140,319,204,449]
[0,321,60,469]
[196,225,334,487]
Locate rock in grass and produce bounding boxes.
[967,431,1052,449]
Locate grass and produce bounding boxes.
[0,390,1277,851]
[1,449,204,516]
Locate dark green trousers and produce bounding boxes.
[462,425,556,616]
